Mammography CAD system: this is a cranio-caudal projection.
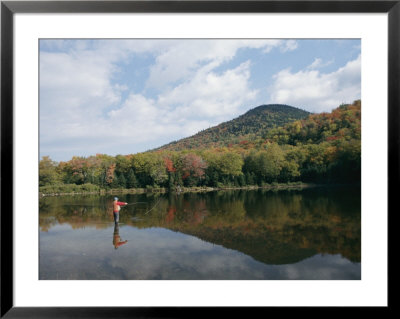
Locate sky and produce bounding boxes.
[39,39,361,162]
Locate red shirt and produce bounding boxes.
[113,201,127,213]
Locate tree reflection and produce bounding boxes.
[39,187,361,265]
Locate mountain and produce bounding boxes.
[155,104,310,151]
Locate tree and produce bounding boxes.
[61,156,91,185]
[39,156,60,186]
[237,174,246,186]
[243,144,285,183]
[131,152,168,187]
[328,139,361,182]
[218,152,244,176]
[118,173,127,188]
[126,169,138,188]
[181,153,208,187]
[205,151,243,178]
[110,173,119,188]
[164,157,176,173]
[279,160,300,182]
[85,155,104,185]
[106,163,116,186]
[245,171,255,185]
[300,144,329,182]
[115,155,131,175]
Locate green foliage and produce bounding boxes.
[131,152,168,187]
[39,156,61,186]
[205,151,244,177]
[266,101,361,146]
[126,169,138,189]
[115,155,131,175]
[156,104,310,151]
[243,145,285,184]
[39,101,361,193]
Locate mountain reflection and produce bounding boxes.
[39,187,361,266]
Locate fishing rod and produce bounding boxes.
[125,202,147,206]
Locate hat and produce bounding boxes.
[114,197,118,201]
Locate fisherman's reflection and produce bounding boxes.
[113,222,128,249]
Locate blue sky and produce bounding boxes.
[40,39,361,162]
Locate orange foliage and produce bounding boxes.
[164,157,176,172]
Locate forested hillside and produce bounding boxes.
[39,100,361,193]
[156,104,310,151]
[265,100,361,145]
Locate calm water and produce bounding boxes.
[39,186,361,280]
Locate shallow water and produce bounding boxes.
[39,186,361,280]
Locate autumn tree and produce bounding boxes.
[181,153,208,187]
[106,163,116,186]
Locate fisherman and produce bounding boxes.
[113,197,128,223]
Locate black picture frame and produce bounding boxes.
[1,0,396,317]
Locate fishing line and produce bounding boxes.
[144,197,162,215]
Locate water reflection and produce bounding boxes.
[39,186,361,279]
[113,223,128,249]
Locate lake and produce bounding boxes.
[39,186,361,280]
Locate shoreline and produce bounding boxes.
[38,182,359,197]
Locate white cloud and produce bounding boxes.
[40,50,123,142]
[40,39,301,160]
[146,39,299,89]
[307,58,323,70]
[307,57,334,70]
[269,55,361,112]
[281,39,298,52]
[159,60,257,119]
[261,39,298,53]
[106,61,257,144]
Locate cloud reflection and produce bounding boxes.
[40,225,360,280]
